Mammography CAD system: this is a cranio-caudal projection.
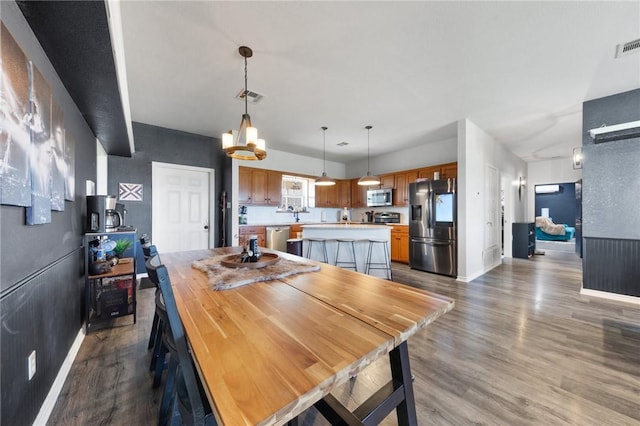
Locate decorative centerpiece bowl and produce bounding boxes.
[220,253,280,269]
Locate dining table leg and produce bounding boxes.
[389,341,417,426]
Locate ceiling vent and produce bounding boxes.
[236,89,264,104]
[615,38,640,58]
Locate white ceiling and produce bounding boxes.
[118,1,640,164]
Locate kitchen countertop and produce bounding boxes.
[239,222,408,227]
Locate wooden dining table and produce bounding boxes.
[161,247,454,426]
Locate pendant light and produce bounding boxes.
[221,46,266,160]
[358,125,380,186]
[315,126,336,186]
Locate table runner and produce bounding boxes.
[192,254,320,290]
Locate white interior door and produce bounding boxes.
[152,162,214,253]
[484,164,501,268]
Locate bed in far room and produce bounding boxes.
[535,216,575,241]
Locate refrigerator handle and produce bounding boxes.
[426,193,432,229]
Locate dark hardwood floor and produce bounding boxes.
[48,250,640,425]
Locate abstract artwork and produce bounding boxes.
[64,132,75,200]
[25,62,52,225]
[2,22,77,223]
[50,100,65,211]
[119,183,143,201]
[1,22,32,206]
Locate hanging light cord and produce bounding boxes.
[244,55,248,116]
[322,126,328,171]
[366,125,372,174]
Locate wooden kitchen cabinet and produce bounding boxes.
[238,167,252,204]
[379,174,395,189]
[439,162,458,179]
[337,179,351,208]
[390,225,409,263]
[239,167,282,206]
[393,171,418,206]
[239,225,266,248]
[350,178,369,208]
[418,165,440,180]
[289,224,303,239]
[315,184,338,207]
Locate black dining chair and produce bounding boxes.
[146,259,217,426]
[144,248,171,390]
[145,245,162,350]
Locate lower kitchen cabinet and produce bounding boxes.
[390,225,409,263]
[239,225,266,247]
[289,224,304,239]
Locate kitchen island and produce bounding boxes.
[302,223,391,277]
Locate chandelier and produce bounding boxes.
[222,46,266,160]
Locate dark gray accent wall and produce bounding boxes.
[1,2,97,425]
[108,122,231,254]
[534,183,576,227]
[582,88,640,240]
[582,88,640,295]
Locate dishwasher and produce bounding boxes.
[266,226,290,252]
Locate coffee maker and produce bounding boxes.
[87,195,122,232]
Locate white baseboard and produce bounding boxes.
[33,328,85,426]
[580,288,640,305]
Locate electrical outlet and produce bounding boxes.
[28,350,36,380]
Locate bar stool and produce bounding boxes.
[335,239,358,271]
[304,238,329,263]
[365,239,392,280]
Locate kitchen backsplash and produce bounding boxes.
[240,206,408,225]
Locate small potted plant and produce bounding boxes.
[113,239,133,259]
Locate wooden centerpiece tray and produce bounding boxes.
[220,252,280,269]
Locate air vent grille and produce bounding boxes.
[236,89,264,103]
[616,38,640,58]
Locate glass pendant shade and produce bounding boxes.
[358,172,381,186]
[358,125,380,186]
[315,126,335,186]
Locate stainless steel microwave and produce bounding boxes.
[367,188,393,207]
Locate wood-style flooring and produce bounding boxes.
[48,251,640,425]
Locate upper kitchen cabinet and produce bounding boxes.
[315,179,351,208]
[338,180,351,208]
[315,184,338,208]
[439,162,458,179]
[238,167,252,204]
[379,174,395,189]
[238,167,282,206]
[350,178,369,208]
[418,165,440,180]
[394,170,418,206]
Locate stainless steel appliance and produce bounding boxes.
[366,188,393,207]
[374,212,400,224]
[409,179,457,277]
[266,226,290,252]
[86,195,122,232]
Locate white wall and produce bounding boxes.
[345,137,458,178]
[458,119,527,282]
[526,158,582,222]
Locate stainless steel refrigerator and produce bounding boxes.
[409,179,457,277]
